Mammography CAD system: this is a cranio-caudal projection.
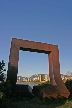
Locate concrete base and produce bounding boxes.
[32,85,70,99]
[15,84,34,98]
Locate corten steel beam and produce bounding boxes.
[7,38,70,98]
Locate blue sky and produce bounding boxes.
[0,0,72,77]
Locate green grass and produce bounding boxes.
[6,97,72,108]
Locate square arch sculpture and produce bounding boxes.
[7,38,70,98]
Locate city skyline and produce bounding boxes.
[4,71,72,79]
[0,0,72,77]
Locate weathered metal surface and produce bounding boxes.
[7,38,70,98]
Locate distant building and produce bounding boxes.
[30,78,31,81]
[45,74,50,81]
[37,76,40,81]
[39,74,41,82]
[17,76,23,82]
[28,77,30,82]
[39,74,50,82]
[61,74,65,80]
[69,76,72,80]
[22,77,26,81]
[33,77,38,81]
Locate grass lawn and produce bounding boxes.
[6,97,72,108]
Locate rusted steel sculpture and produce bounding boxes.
[7,38,70,98]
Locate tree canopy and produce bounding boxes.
[0,60,6,81]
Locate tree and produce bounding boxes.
[0,60,12,97]
[0,60,11,107]
[0,60,6,81]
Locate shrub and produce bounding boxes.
[38,81,51,86]
[0,80,12,97]
[0,92,7,108]
[65,79,72,96]
[0,92,4,99]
